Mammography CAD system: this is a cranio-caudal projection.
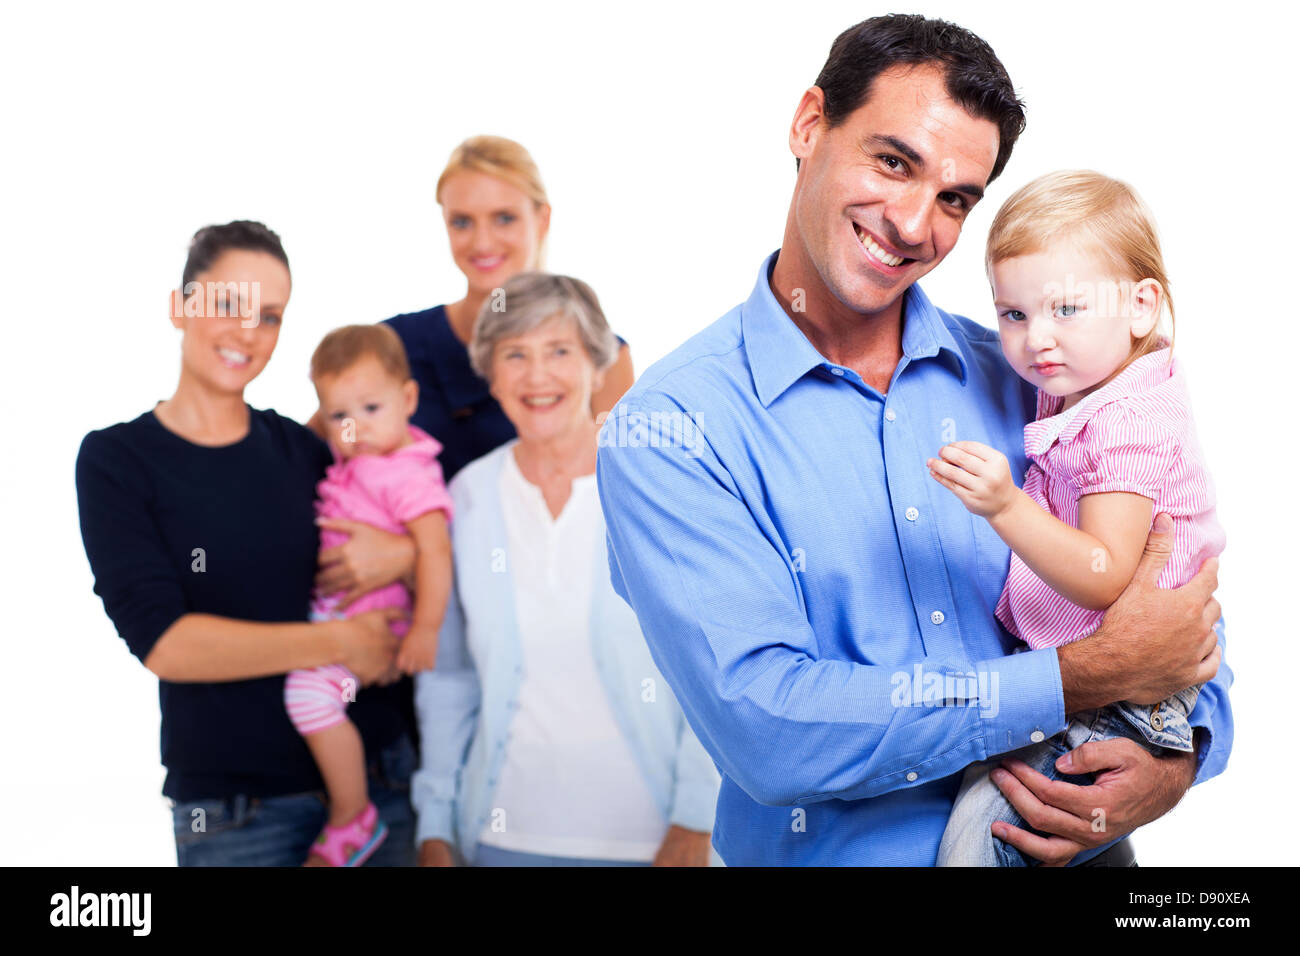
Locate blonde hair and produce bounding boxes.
[311,324,410,384]
[986,170,1175,361]
[436,135,550,268]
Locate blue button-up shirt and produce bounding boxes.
[596,251,1232,865]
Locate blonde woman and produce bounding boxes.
[383,135,634,481]
[412,272,719,867]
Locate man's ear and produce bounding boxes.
[789,86,828,170]
[1129,278,1163,338]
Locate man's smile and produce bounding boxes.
[852,221,918,273]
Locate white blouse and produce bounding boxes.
[475,444,666,861]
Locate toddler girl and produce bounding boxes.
[927,170,1225,866]
[285,323,453,866]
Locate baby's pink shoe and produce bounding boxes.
[305,802,388,867]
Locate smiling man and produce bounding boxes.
[596,14,1231,865]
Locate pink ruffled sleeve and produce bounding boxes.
[1069,402,1181,501]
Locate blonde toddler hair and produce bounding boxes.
[986,170,1175,361]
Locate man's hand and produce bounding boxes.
[927,441,1017,519]
[652,825,712,867]
[1059,513,1221,712]
[990,736,1197,866]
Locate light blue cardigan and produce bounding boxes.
[411,441,720,862]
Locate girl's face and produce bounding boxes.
[991,240,1160,409]
[314,355,417,459]
[169,248,290,396]
[488,315,605,447]
[440,170,550,297]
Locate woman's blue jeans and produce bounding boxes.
[169,734,417,866]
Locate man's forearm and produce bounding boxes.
[1056,620,1154,714]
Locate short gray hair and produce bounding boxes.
[469,272,619,382]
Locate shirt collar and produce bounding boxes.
[742,250,968,407]
[1028,343,1176,454]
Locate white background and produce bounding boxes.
[2,0,1295,865]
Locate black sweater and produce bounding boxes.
[75,406,413,801]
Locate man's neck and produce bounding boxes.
[769,244,906,395]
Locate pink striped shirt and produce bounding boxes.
[995,346,1225,649]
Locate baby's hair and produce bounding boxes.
[310,324,411,384]
[986,170,1175,359]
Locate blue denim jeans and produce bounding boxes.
[170,734,417,867]
[937,697,1193,867]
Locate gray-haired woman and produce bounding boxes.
[412,273,720,866]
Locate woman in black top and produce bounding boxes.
[75,221,418,866]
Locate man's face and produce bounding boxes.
[790,63,1000,316]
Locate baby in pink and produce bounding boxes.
[997,348,1224,650]
[286,324,453,866]
[926,171,1225,867]
[289,424,454,731]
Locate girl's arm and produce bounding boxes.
[144,610,404,684]
[928,441,1153,611]
[395,510,453,675]
[591,342,635,418]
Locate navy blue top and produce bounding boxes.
[75,406,413,801]
[383,304,627,481]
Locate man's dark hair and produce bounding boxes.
[181,220,290,289]
[802,14,1026,183]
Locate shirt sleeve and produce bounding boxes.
[411,561,478,846]
[667,703,721,833]
[1188,616,1234,785]
[1071,403,1182,499]
[75,430,189,663]
[596,398,1065,808]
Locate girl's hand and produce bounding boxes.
[331,608,402,685]
[927,441,1016,519]
[396,624,439,675]
[315,518,416,609]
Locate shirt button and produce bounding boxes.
[831,367,845,376]
[1029,730,1045,743]
[884,408,897,421]
[906,771,918,783]
[905,507,919,521]
[930,611,945,625]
